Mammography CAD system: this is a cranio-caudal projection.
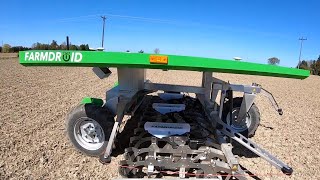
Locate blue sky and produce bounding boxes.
[1,0,319,67]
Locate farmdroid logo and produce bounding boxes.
[24,51,83,62]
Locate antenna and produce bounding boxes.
[66,36,70,50]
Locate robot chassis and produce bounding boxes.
[85,67,292,179]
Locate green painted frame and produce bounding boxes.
[19,51,310,79]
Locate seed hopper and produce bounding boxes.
[19,51,309,179]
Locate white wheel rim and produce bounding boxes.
[74,117,105,151]
[226,108,252,132]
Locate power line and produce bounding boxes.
[298,37,307,68]
[56,13,176,24]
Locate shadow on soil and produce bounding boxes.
[232,141,259,158]
[240,165,262,180]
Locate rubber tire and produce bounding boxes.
[66,103,115,157]
[222,97,260,137]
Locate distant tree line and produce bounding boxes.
[267,56,320,76]
[0,40,90,53]
[126,48,160,54]
[0,44,31,53]
[31,40,90,51]
[298,55,320,75]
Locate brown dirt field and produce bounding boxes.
[0,53,18,59]
[1,58,320,179]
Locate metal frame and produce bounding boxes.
[98,68,292,177]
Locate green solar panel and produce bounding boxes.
[19,51,309,79]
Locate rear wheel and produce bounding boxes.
[66,104,114,156]
[222,97,260,137]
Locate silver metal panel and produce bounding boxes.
[202,72,213,99]
[105,86,119,101]
[237,93,256,121]
[144,82,205,94]
[229,84,261,94]
[117,68,145,92]
[211,77,261,94]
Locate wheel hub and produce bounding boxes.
[74,118,105,150]
[226,108,251,132]
[83,124,98,140]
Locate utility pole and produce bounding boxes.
[298,37,307,68]
[101,16,107,48]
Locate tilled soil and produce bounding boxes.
[1,58,319,179]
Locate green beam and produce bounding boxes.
[19,50,310,79]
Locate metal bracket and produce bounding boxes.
[101,90,149,161]
[101,68,147,162]
[103,96,129,159]
[216,130,239,172]
[237,93,256,121]
[144,82,205,94]
[217,123,293,175]
[201,94,293,176]
[103,121,119,159]
[92,67,112,79]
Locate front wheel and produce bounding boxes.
[222,97,260,137]
[66,104,114,156]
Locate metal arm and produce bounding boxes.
[252,83,283,115]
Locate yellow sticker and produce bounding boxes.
[150,55,168,64]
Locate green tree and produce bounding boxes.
[43,44,49,50]
[32,42,40,50]
[267,57,280,65]
[2,44,11,53]
[79,44,86,50]
[138,50,144,53]
[299,60,310,70]
[313,60,320,75]
[309,60,316,74]
[301,59,320,75]
[70,45,78,50]
[59,42,67,50]
[50,40,58,50]
[85,44,90,50]
[0,46,2,53]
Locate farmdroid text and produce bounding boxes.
[24,52,82,62]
